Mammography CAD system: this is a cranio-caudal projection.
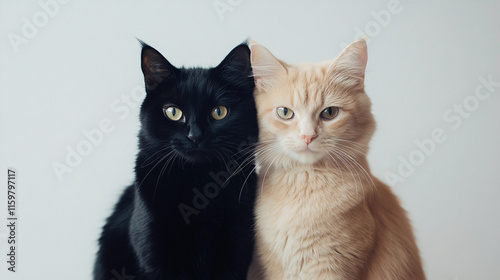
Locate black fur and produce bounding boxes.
[94,42,258,279]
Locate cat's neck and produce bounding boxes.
[259,154,371,174]
[258,154,374,198]
[257,156,374,213]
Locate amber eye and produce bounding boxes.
[211,106,228,120]
[164,106,183,121]
[276,107,294,120]
[320,107,340,120]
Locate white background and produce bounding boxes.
[1,0,499,279]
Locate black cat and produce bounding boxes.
[94,41,258,280]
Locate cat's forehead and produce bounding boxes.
[283,61,344,108]
[288,61,331,78]
[176,69,215,98]
[286,62,332,89]
[170,68,242,108]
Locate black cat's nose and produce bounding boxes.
[187,132,201,144]
[187,124,202,144]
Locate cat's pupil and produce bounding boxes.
[172,108,177,116]
[283,108,288,116]
[327,107,332,116]
[215,107,221,116]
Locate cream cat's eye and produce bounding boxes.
[211,106,228,120]
[164,106,183,121]
[320,107,339,120]
[276,107,294,120]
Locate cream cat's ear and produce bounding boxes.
[248,39,287,91]
[329,39,368,89]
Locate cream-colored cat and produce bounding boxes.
[247,39,425,280]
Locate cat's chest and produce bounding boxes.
[255,170,371,276]
[256,170,337,234]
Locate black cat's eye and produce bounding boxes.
[211,106,228,120]
[164,106,183,121]
[276,107,294,120]
[320,107,340,120]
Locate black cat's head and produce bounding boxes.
[138,42,257,164]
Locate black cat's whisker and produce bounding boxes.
[136,150,175,190]
[215,150,232,173]
[153,151,177,199]
[167,153,179,175]
[216,142,253,159]
[219,146,238,165]
[139,140,172,152]
[141,145,174,168]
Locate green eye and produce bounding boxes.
[276,107,294,120]
[164,106,183,121]
[320,107,339,120]
[211,106,228,120]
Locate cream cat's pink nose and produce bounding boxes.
[301,135,317,145]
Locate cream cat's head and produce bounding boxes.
[250,39,375,168]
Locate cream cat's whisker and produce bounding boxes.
[334,138,369,149]
[234,140,280,157]
[254,144,282,166]
[220,142,279,188]
[259,149,286,197]
[332,150,363,196]
[325,153,345,185]
[238,165,259,203]
[336,149,376,191]
[333,142,368,157]
[226,157,255,186]
[335,149,375,203]
[323,138,368,157]
[337,149,370,207]
[222,150,258,185]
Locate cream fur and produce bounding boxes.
[247,39,425,280]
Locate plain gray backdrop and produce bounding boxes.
[1,0,499,279]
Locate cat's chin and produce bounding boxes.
[288,149,324,165]
[175,149,210,163]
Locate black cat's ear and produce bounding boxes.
[214,42,253,88]
[140,41,177,92]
